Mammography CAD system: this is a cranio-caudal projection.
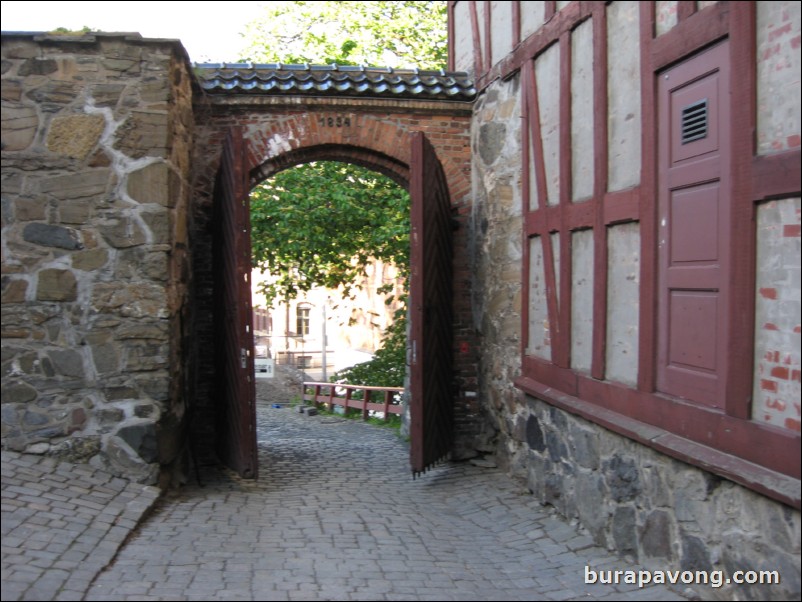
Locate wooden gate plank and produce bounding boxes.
[409,132,455,476]
[213,126,258,479]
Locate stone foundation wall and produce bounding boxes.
[1,33,193,485]
[471,71,801,600]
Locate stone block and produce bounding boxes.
[89,83,126,107]
[99,216,146,248]
[116,322,169,340]
[640,510,674,560]
[36,269,77,302]
[113,111,169,159]
[18,58,58,76]
[2,278,28,303]
[575,473,609,546]
[525,414,546,452]
[104,435,159,484]
[127,162,178,207]
[58,199,92,224]
[26,80,80,105]
[124,342,167,372]
[140,251,168,282]
[72,248,108,271]
[92,282,167,319]
[48,435,101,462]
[48,348,85,378]
[569,423,599,470]
[1,78,22,101]
[97,407,125,425]
[116,421,158,463]
[478,122,507,165]
[135,374,169,401]
[13,198,47,221]
[46,114,105,160]
[603,454,641,502]
[680,532,713,572]
[23,223,83,250]
[141,207,170,245]
[612,505,638,557]
[545,429,568,462]
[23,409,50,427]
[91,343,120,375]
[2,382,38,403]
[38,169,110,199]
[1,104,39,151]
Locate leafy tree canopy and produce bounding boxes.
[239,0,447,70]
[250,161,409,307]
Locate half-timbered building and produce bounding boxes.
[452,1,799,595]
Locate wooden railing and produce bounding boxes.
[302,382,405,421]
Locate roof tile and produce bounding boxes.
[194,64,476,102]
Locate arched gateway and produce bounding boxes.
[190,65,476,478]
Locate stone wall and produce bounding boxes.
[1,33,193,485]
[471,68,801,600]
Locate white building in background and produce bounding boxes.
[251,260,405,380]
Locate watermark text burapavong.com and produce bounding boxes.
[585,566,781,589]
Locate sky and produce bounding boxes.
[0,0,267,63]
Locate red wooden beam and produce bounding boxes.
[469,1,484,75]
[726,1,757,419]
[557,31,573,368]
[591,4,609,381]
[637,1,657,393]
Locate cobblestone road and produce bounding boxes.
[80,405,686,601]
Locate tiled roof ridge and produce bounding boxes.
[194,63,476,102]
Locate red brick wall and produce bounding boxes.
[190,99,481,462]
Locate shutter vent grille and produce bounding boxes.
[681,99,708,144]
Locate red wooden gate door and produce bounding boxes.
[213,126,258,478]
[409,131,454,476]
[656,41,731,409]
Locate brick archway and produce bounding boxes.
[190,77,478,471]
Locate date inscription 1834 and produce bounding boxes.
[319,116,352,127]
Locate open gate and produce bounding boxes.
[409,132,455,476]
[212,126,258,479]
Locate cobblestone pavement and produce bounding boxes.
[1,451,160,601]
[81,404,685,601]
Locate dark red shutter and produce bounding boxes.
[409,132,455,476]
[213,126,258,478]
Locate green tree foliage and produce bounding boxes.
[240,1,447,69]
[244,1,448,386]
[250,161,409,306]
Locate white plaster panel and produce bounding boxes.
[756,0,801,155]
[520,1,546,41]
[607,1,642,192]
[528,236,551,360]
[606,223,640,386]
[655,1,678,37]
[752,198,801,433]
[536,42,561,206]
[453,0,474,73]
[557,1,573,10]
[697,1,719,9]
[571,230,594,372]
[490,1,514,68]
[571,17,594,202]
